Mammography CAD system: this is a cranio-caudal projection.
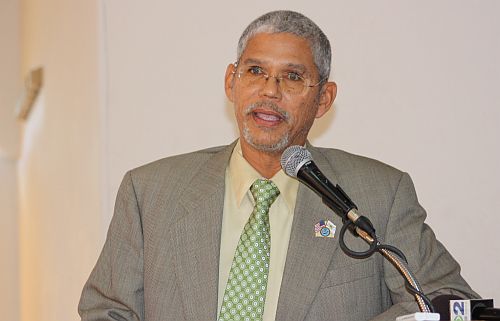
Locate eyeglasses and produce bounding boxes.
[233,63,325,95]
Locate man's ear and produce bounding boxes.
[315,81,337,118]
[224,63,236,102]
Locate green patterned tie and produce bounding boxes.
[219,179,280,321]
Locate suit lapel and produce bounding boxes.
[170,143,236,320]
[169,143,344,321]
[276,146,344,321]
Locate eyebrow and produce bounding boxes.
[241,58,264,66]
[241,58,308,74]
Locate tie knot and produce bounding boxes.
[250,178,280,207]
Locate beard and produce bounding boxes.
[241,101,292,153]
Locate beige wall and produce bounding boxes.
[0,158,20,321]
[0,0,21,320]
[0,0,21,158]
[17,1,103,320]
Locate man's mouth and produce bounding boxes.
[253,111,283,123]
[245,101,289,126]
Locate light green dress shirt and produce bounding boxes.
[217,141,299,321]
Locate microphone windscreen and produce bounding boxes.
[280,145,312,177]
[431,294,462,320]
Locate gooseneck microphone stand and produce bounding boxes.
[338,207,433,313]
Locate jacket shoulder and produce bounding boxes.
[134,144,227,173]
[315,147,402,173]
[125,144,230,191]
[312,146,405,192]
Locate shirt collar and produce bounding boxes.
[227,140,299,210]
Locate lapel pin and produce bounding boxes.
[314,219,336,238]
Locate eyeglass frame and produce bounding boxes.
[231,62,327,95]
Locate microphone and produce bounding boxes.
[280,145,375,237]
[450,298,499,320]
[431,294,462,320]
[281,146,438,314]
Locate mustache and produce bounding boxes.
[244,101,290,121]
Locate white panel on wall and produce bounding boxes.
[104,0,500,303]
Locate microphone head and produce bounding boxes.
[280,145,313,178]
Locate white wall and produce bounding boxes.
[104,0,500,303]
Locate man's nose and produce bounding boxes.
[258,75,282,99]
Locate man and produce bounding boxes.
[79,10,478,321]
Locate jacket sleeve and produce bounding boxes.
[78,171,145,321]
[369,172,479,321]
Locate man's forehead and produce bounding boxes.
[239,33,315,70]
[243,32,312,49]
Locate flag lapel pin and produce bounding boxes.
[314,219,336,238]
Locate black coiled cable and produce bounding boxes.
[338,219,434,313]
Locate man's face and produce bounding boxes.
[225,32,336,154]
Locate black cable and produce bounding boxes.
[338,219,435,313]
[404,281,435,313]
[338,220,378,259]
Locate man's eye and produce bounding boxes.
[248,66,264,75]
[286,72,302,81]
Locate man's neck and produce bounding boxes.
[240,142,283,179]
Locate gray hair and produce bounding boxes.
[237,10,332,82]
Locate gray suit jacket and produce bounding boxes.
[79,143,478,321]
